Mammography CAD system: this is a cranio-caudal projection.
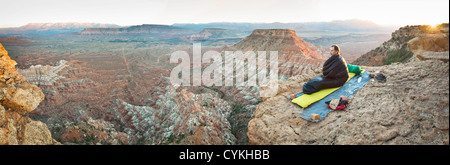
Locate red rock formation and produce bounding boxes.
[233,29,325,59]
[0,43,58,145]
[354,23,449,66]
[231,29,326,79]
[0,37,34,45]
[407,33,449,54]
[181,28,231,41]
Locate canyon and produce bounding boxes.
[2,21,437,145]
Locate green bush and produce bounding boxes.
[382,45,413,65]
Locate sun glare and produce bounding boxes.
[432,24,441,28]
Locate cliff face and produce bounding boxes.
[247,27,449,144]
[231,29,327,80]
[0,43,58,145]
[354,23,449,66]
[234,29,325,59]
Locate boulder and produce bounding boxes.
[0,42,57,145]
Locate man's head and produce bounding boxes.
[330,45,340,56]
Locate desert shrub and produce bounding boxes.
[382,45,413,65]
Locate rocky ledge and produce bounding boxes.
[248,51,449,145]
[0,43,58,145]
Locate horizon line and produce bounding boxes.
[0,19,418,29]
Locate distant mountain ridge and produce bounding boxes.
[0,22,121,36]
[17,22,121,30]
[173,19,398,32]
[79,24,194,35]
[1,20,397,37]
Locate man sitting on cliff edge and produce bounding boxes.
[289,44,349,99]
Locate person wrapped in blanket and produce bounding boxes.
[289,45,361,99]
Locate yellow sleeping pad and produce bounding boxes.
[292,71,362,108]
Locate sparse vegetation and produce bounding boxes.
[163,133,186,144]
[382,45,414,65]
[228,103,252,145]
[231,103,246,114]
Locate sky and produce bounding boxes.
[0,0,448,28]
